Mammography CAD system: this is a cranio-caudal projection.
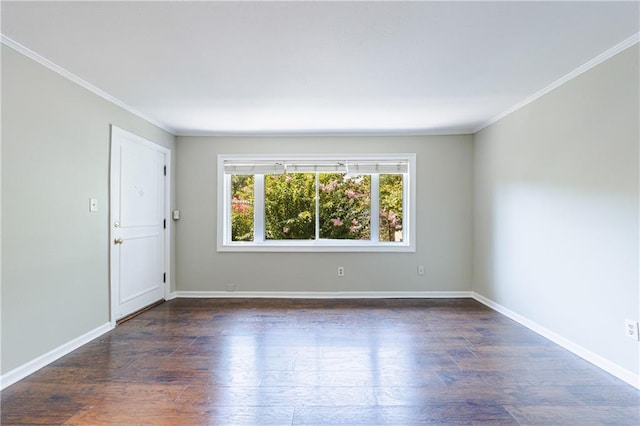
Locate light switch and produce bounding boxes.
[89,198,98,212]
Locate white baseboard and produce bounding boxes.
[472,292,640,390]
[172,290,473,299]
[0,322,113,390]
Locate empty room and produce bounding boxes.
[1,1,639,424]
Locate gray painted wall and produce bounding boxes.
[473,45,639,376]
[1,45,176,374]
[175,135,473,293]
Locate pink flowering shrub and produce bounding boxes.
[319,173,371,240]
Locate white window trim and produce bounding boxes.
[217,153,416,252]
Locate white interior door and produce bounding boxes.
[110,126,169,322]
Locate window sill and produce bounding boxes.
[217,241,415,253]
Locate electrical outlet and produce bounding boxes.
[417,265,425,275]
[625,320,639,340]
[337,266,345,277]
[226,284,236,292]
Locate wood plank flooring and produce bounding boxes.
[2,298,639,425]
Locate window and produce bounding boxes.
[218,154,416,252]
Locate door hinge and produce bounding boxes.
[164,165,167,176]
[163,219,166,229]
[163,273,166,283]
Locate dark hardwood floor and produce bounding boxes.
[2,298,639,425]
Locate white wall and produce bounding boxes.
[175,135,473,294]
[473,44,639,380]
[1,45,176,374]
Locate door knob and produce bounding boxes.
[114,238,124,245]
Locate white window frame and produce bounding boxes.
[217,153,416,252]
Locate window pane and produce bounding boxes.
[319,173,371,240]
[265,173,316,240]
[231,175,254,241]
[379,174,403,242]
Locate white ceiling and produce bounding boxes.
[2,1,639,136]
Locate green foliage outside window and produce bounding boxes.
[379,174,403,242]
[230,172,404,243]
[265,173,316,240]
[231,175,254,241]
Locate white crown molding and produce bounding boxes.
[474,32,640,133]
[0,322,113,391]
[171,290,473,299]
[472,292,639,390]
[0,34,176,135]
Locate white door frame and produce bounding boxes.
[109,125,171,326]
